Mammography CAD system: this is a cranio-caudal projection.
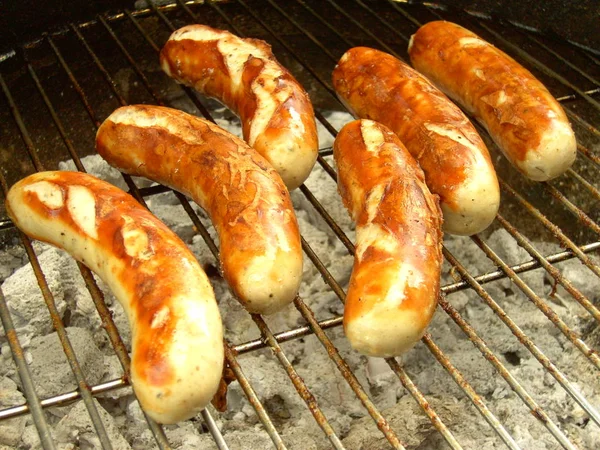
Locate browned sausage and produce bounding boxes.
[96,105,303,315]
[160,24,318,190]
[332,46,499,236]
[5,171,223,424]
[334,119,443,357]
[409,21,576,181]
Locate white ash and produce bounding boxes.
[0,377,27,447]
[24,328,106,403]
[0,112,598,449]
[54,398,131,450]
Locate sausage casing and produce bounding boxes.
[409,21,576,181]
[160,24,318,190]
[96,105,303,315]
[334,120,443,357]
[5,171,224,424]
[332,46,499,236]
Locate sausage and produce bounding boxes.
[5,171,224,424]
[332,46,499,236]
[159,24,318,191]
[408,21,577,181]
[96,105,303,315]
[334,120,443,357]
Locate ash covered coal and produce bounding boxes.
[0,111,598,449]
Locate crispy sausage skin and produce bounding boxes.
[332,47,499,236]
[5,171,224,424]
[160,24,318,190]
[96,105,303,315]
[409,21,576,181]
[334,120,443,357]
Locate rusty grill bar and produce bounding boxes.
[0,1,598,449]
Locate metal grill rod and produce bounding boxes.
[0,378,127,421]
[222,343,287,450]
[420,333,521,450]
[556,88,600,103]
[544,183,600,236]
[250,313,347,450]
[291,295,407,450]
[566,168,600,201]
[525,34,600,90]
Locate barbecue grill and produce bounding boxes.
[0,1,599,449]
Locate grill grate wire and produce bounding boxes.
[0,1,598,449]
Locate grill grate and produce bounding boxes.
[0,1,599,449]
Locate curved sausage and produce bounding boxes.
[409,21,576,181]
[96,105,303,315]
[160,24,318,190]
[332,46,499,236]
[5,171,224,424]
[334,120,443,357]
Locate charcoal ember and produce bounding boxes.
[0,377,27,447]
[25,328,106,404]
[342,396,459,449]
[122,398,149,446]
[553,258,600,303]
[0,243,27,284]
[165,422,212,449]
[215,428,274,450]
[1,247,74,349]
[54,399,131,449]
[20,423,48,449]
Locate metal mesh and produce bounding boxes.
[0,1,598,449]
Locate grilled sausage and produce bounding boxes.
[5,171,224,424]
[409,21,576,181]
[332,47,499,236]
[160,24,318,190]
[334,120,443,357]
[96,105,303,315]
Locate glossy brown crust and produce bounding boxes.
[409,21,574,168]
[5,171,223,422]
[159,25,318,190]
[334,120,443,356]
[332,47,495,212]
[96,105,302,314]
